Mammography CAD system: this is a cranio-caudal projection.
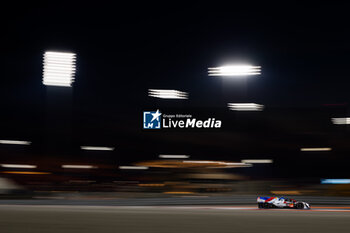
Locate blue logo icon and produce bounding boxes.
[143,110,162,129]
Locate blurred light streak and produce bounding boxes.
[136,160,252,168]
[43,51,76,87]
[119,166,149,170]
[183,160,252,168]
[0,164,37,169]
[62,165,97,169]
[159,154,190,159]
[208,65,261,76]
[212,163,253,168]
[241,159,273,164]
[80,146,114,151]
[0,140,31,145]
[271,191,302,195]
[138,183,165,187]
[1,171,50,175]
[300,148,332,151]
[321,179,350,184]
[163,191,194,194]
[148,89,188,99]
[228,103,264,111]
[68,180,96,183]
[332,117,350,125]
[183,160,218,164]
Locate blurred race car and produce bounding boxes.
[257,196,310,209]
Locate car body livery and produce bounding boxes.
[257,196,310,209]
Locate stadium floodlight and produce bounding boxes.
[300,148,332,152]
[119,166,149,170]
[228,103,264,111]
[43,51,76,87]
[331,117,350,125]
[0,140,31,145]
[0,164,37,169]
[208,65,261,76]
[62,165,97,169]
[148,89,188,99]
[80,146,114,151]
[159,154,190,159]
[241,159,273,164]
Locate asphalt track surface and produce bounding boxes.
[0,205,350,233]
[1,195,350,205]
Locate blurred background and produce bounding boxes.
[1,2,350,200]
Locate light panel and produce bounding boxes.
[62,165,97,169]
[332,117,350,125]
[80,146,114,151]
[228,103,264,111]
[208,65,261,76]
[241,159,273,164]
[43,51,76,87]
[0,140,31,145]
[300,148,332,152]
[0,164,37,169]
[148,89,188,99]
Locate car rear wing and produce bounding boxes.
[257,197,277,203]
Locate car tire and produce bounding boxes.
[296,203,304,209]
[258,203,264,209]
[263,203,269,209]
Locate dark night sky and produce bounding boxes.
[1,2,350,178]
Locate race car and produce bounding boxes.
[257,196,310,209]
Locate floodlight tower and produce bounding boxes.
[208,65,261,77]
[208,64,262,104]
[43,51,76,153]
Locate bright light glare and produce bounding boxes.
[0,140,31,145]
[241,159,273,164]
[208,65,261,76]
[183,160,252,167]
[228,103,264,111]
[148,89,188,99]
[43,51,76,87]
[332,117,350,125]
[300,148,332,152]
[0,164,37,169]
[321,179,350,184]
[119,166,149,170]
[62,165,97,169]
[80,146,114,151]
[159,154,190,159]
